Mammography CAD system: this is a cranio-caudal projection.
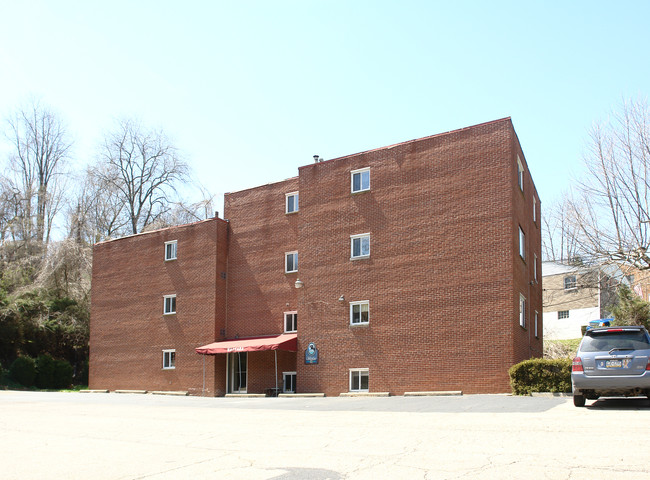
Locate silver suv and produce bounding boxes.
[571,326,650,407]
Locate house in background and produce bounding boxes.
[542,261,626,340]
[90,118,542,396]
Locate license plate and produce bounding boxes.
[606,360,623,368]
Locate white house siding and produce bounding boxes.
[543,306,600,340]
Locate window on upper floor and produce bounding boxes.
[558,310,570,319]
[286,192,299,214]
[517,156,524,192]
[350,301,369,325]
[163,295,176,315]
[564,276,577,291]
[350,233,370,259]
[165,240,177,261]
[285,251,298,273]
[519,227,526,260]
[351,167,370,193]
[534,311,539,338]
[162,349,175,369]
[284,311,297,333]
[534,254,538,282]
[519,294,526,328]
[349,368,369,392]
[533,197,537,223]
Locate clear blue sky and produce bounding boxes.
[1,1,648,216]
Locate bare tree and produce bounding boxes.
[91,119,189,235]
[570,97,650,269]
[542,196,580,262]
[142,184,216,232]
[66,165,129,244]
[5,101,71,245]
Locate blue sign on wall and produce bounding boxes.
[305,342,319,364]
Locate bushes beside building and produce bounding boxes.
[509,358,572,395]
[2,354,73,390]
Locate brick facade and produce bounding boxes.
[89,118,542,395]
[89,218,228,396]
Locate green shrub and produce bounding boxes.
[35,354,73,389]
[53,358,73,389]
[509,358,572,395]
[8,356,36,387]
[35,354,57,389]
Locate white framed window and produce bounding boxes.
[165,240,177,261]
[350,301,369,325]
[351,167,370,193]
[285,251,298,273]
[349,368,369,392]
[162,349,176,369]
[534,254,538,282]
[534,311,539,338]
[283,371,297,393]
[517,156,524,191]
[558,310,570,320]
[533,197,537,222]
[284,311,297,333]
[285,192,299,214]
[519,294,526,328]
[163,295,176,315]
[564,275,577,291]
[519,227,526,260]
[350,233,370,259]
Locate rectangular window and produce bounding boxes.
[519,227,526,260]
[351,167,370,193]
[163,295,176,315]
[349,368,369,392]
[284,311,297,333]
[350,301,369,325]
[162,349,175,369]
[285,192,299,214]
[534,254,538,282]
[558,310,570,319]
[165,240,177,261]
[533,197,537,222]
[283,372,297,393]
[535,311,539,338]
[519,294,526,328]
[564,276,577,290]
[350,233,370,259]
[285,251,298,273]
[517,156,524,191]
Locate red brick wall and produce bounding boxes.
[223,118,542,396]
[223,179,300,392]
[89,218,227,396]
[511,129,544,363]
[90,118,542,396]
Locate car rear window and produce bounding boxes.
[580,330,650,352]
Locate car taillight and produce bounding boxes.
[572,357,584,372]
[646,359,650,371]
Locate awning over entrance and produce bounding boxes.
[195,333,298,355]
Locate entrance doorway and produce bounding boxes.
[227,352,247,393]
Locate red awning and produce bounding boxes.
[195,333,298,355]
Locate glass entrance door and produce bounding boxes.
[228,352,247,393]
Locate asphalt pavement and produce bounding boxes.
[1,391,648,479]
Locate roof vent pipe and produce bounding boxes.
[313,155,319,163]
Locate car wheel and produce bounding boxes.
[573,394,586,407]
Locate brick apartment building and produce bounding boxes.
[89,117,542,396]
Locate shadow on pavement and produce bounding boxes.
[270,468,342,480]
[587,397,650,410]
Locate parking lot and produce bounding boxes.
[1,391,649,479]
